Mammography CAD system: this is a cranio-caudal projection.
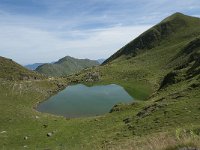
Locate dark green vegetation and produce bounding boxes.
[0,13,200,149]
[35,56,99,77]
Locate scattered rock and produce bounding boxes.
[159,71,179,89]
[52,130,56,134]
[24,136,28,140]
[123,117,132,124]
[179,147,200,150]
[155,97,165,102]
[85,72,100,82]
[153,118,160,123]
[35,116,39,119]
[136,103,166,118]
[23,145,28,148]
[43,124,48,128]
[57,83,65,89]
[1,131,6,134]
[190,83,200,89]
[109,103,127,113]
[47,132,52,137]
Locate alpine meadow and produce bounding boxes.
[0,1,200,150]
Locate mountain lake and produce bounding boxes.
[36,84,133,118]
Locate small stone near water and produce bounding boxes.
[24,136,28,140]
[94,118,99,121]
[1,131,7,134]
[47,132,52,137]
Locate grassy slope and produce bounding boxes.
[0,56,44,80]
[0,13,200,150]
[1,80,199,150]
[35,56,99,77]
[67,12,200,148]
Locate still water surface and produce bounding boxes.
[37,84,133,118]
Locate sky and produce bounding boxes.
[0,0,200,65]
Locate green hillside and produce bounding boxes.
[103,12,200,64]
[0,56,44,80]
[0,13,200,150]
[67,12,200,148]
[35,56,99,77]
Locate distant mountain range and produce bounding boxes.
[25,63,45,70]
[97,59,105,64]
[25,58,105,70]
[35,56,100,77]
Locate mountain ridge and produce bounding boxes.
[103,12,200,64]
[25,63,45,70]
[35,56,100,77]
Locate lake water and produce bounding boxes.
[36,84,133,118]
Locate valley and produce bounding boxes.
[0,12,200,150]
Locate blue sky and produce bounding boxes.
[0,0,200,65]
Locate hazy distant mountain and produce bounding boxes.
[35,56,100,77]
[97,59,106,64]
[25,63,45,70]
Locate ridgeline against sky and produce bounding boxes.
[0,0,200,64]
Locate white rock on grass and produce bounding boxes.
[47,132,52,137]
[1,131,7,134]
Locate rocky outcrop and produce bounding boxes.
[160,37,200,89]
[85,72,100,82]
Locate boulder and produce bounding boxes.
[47,132,52,137]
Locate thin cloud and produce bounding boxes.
[0,0,199,64]
[0,24,151,64]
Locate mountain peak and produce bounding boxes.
[35,56,99,77]
[170,12,185,17]
[103,13,200,64]
[56,56,75,64]
[63,56,74,59]
[161,12,197,24]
